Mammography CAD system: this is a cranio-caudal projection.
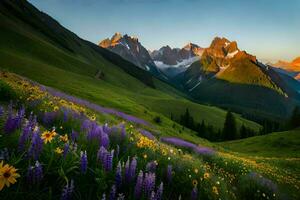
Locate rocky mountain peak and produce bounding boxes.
[99,33,159,73]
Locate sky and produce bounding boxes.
[29,0,300,62]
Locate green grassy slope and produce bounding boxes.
[0,0,261,134]
[219,129,300,157]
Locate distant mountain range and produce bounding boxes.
[100,34,300,120]
[270,57,300,80]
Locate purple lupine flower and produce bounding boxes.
[105,150,114,171]
[28,128,43,160]
[18,121,32,151]
[15,106,25,126]
[130,157,137,181]
[146,161,156,173]
[103,123,111,134]
[160,137,215,156]
[134,171,144,199]
[70,130,78,142]
[100,133,109,149]
[120,124,126,139]
[144,172,156,198]
[167,165,172,183]
[191,186,198,200]
[41,85,150,126]
[34,161,43,183]
[80,151,88,174]
[150,191,156,200]
[27,161,43,184]
[61,180,74,200]
[139,129,155,140]
[62,109,68,122]
[156,182,163,200]
[115,162,122,189]
[3,112,20,134]
[97,146,108,164]
[125,158,130,183]
[81,119,91,133]
[0,106,3,117]
[43,112,57,127]
[109,185,116,200]
[63,143,70,158]
[247,172,278,193]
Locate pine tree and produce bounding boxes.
[289,106,300,129]
[222,111,237,140]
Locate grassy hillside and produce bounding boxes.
[219,129,300,157]
[0,0,260,136]
[0,72,299,200]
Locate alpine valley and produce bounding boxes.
[0,0,299,200]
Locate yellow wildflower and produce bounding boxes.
[192,179,198,186]
[194,168,199,174]
[53,106,59,111]
[60,134,68,143]
[143,154,148,159]
[55,147,63,154]
[204,172,210,179]
[0,161,20,191]
[41,130,56,144]
[212,186,219,195]
[136,136,156,149]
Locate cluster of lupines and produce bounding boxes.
[80,151,88,174]
[40,85,150,126]
[82,119,110,148]
[245,172,278,197]
[27,127,44,160]
[27,161,43,184]
[146,161,157,173]
[139,129,155,140]
[190,186,198,200]
[18,113,37,151]
[97,146,114,171]
[4,104,25,134]
[124,157,137,183]
[133,170,164,200]
[160,137,215,156]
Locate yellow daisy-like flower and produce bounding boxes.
[204,172,210,179]
[194,168,199,174]
[0,161,20,191]
[53,106,59,111]
[212,186,219,195]
[41,131,56,144]
[55,147,63,154]
[90,115,96,121]
[60,134,68,143]
[192,179,198,186]
[143,154,148,159]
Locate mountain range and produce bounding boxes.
[1,0,300,123]
[100,33,300,120]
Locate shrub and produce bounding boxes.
[153,116,162,124]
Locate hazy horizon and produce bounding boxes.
[29,0,300,63]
